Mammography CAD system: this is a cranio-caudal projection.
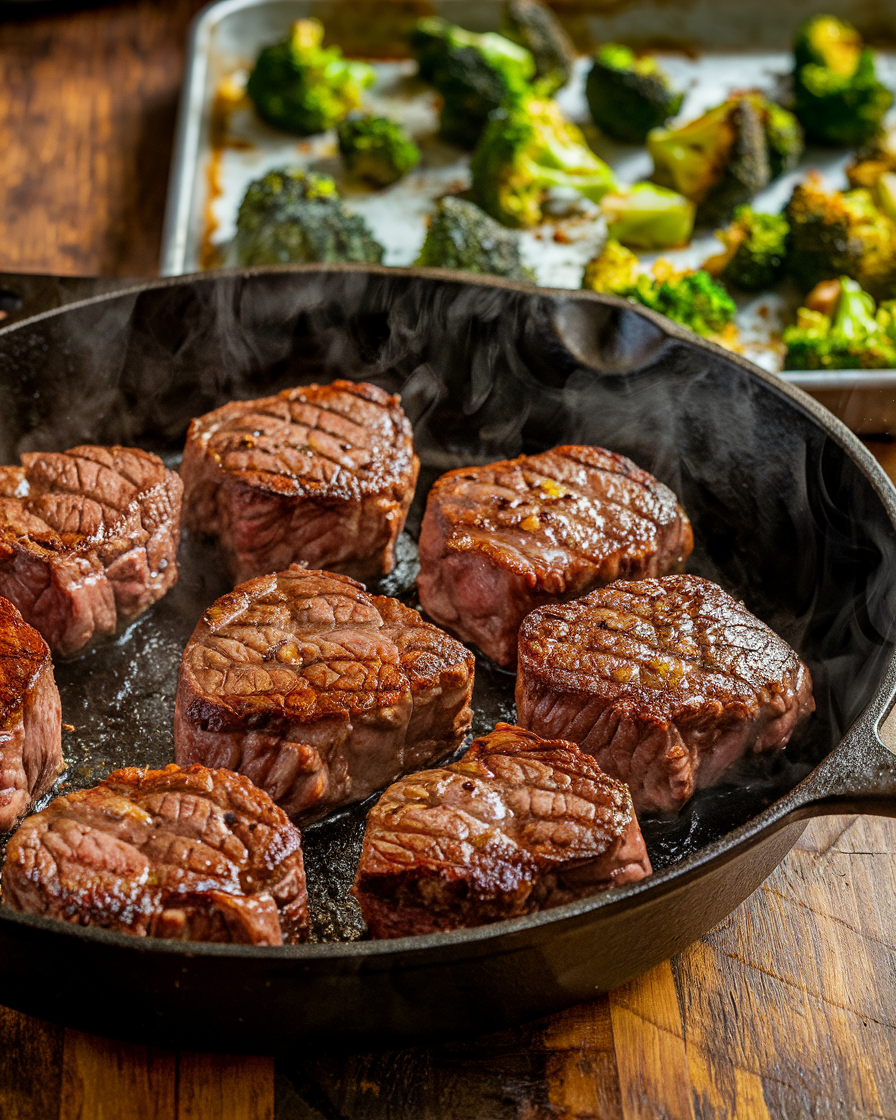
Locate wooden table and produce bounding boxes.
[1,3,895,1117]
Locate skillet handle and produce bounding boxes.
[795,706,896,818]
[0,271,141,329]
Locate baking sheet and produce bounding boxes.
[161,0,896,427]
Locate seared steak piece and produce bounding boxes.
[0,597,63,831]
[174,566,475,823]
[353,723,652,938]
[180,380,419,586]
[516,575,815,815]
[416,445,692,667]
[0,445,183,656]
[2,764,308,945]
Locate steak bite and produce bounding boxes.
[2,764,309,945]
[416,445,692,667]
[0,597,63,831]
[180,380,419,586]
[0,445,183,656]
[516,574,815,815]
[353,723,652,939]
[174,566,475,823]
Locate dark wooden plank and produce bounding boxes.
[675,814,896,1120]
[278,999,622,1120]
[60,1029,177,1120]
[178,1053,275,1120]
[0,1006,64,1120]
[0,0,206,279]
[609,961,696,1120]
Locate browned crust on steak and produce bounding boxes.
[0,597,63,830]
[2,764,308,945]
[0,446,183,656]
[353,723,652,938]
[516,575,815,814]
[416,445,693,666]
[180,380,419,585]
[174,567,475,822]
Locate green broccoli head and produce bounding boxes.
[585,44,684,144]
[246,19,375,135]
[501,0,576,95]
[601,183,695,250]
[792,16,893,146]
[633,267,737,337]
[648,96,770,227]
[847,130,896,222]
[704,206,789,291]
[581,239,640,294]
[783,277,896,369]
[416,196,534,281]
[785,172,896,300]
[582,244,736,339]
[410,17,535,148]
[336,114,421,187]
[754,96,804,179]
[234,168,384,266]
[471,97,617,228]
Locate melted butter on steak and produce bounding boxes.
[174,567,475,823]
[180,380,419,585]
[353,722,652,938]
[2,764,308,945]
[516,574,815,815]
[417,445,692,667]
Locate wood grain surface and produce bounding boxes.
[0,4,895,1119]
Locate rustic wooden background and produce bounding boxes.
[0,3,895,1117]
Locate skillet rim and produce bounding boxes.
[0,262,894,961]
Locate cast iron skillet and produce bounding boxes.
[0,264,894,1053]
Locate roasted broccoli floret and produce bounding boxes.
[704,207,789,290]
[648,96,770,226]
[585,44,684,144]
[501,0,575,96]
[847,127,896,188]
[416,196,534,281]
[792,15,893,146]
[410,17,534,147]
[336,114,421,187]
[581,238,639,293]
[601,183,695,249]
[234,168,384,266]
[582,243,737,339]
[783,277,896,369]
[754,95,804,179]
[246,19,375,135]
[470,97,617,228]
[628,266,737,338]
[785,172,896,299]
[847,129,896,223]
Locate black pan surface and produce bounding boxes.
[0,265,894,1050]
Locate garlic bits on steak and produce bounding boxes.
[180,380,419,586]
[353,723,652,938]
[516,574,815,815]
[417,445,692,667]
[174,566,475,823]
